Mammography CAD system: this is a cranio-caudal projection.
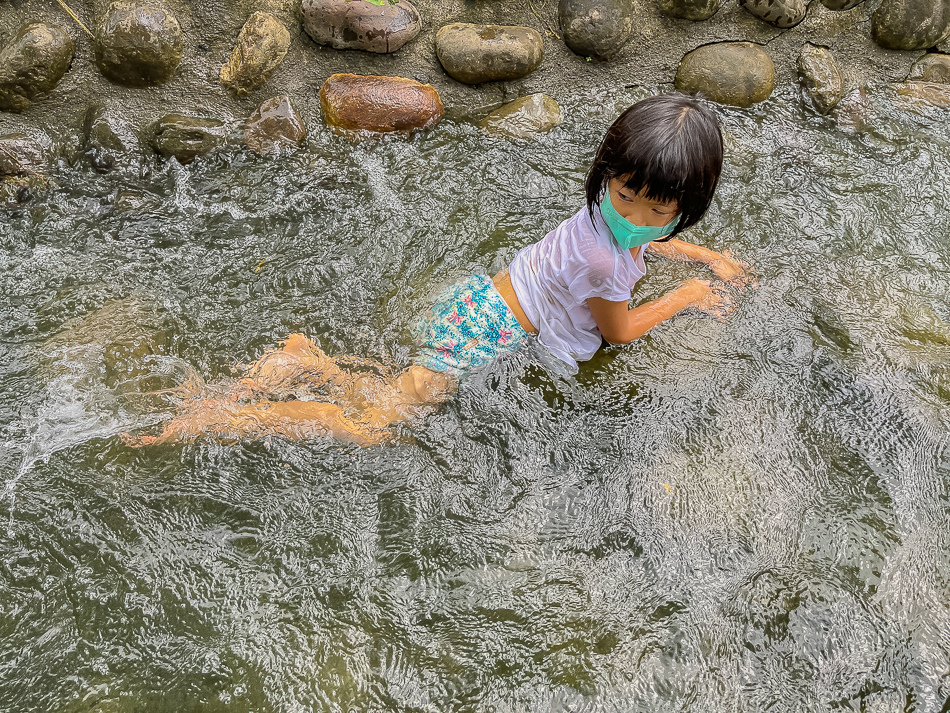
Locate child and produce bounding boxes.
[127,93,753,447]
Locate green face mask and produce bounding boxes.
[600,190,679,250]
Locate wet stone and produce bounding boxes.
[435,23,544,85]
[798,43,845,115]
[892,82,950,108]
[872,0,950,51]
[907,53,950,83]
[83,105,140,173]
[558,0,634,60]
[479,94,563,140]
[220,12,290,96]
[675,42,775,108]
[151,115,227,163]
[245,95,306,155]
[319,73,444,138]
[739,0,807,28]
[301,0,421,54]
[95,0,183,87]
[0,23,74,113]
[658,0,722,22]
[0,133,48,176]
[834,87,874,132]
[819,0,867,9]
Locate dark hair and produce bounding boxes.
[585,94,724,241]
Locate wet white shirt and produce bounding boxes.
[508,204,647,370]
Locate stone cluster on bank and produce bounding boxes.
[1,0,949,189]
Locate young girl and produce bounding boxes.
[127,93,753,447]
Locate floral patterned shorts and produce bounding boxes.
[411,274,529,374]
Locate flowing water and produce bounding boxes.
[2,86,949,712]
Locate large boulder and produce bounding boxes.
[675,42,775,108]
[479,94,563,140]
[558,0,634,60]
[739,0,807,27]
[0,133,48,176]
[0,23,74,113]
[220,12,291,96]
[798,43,845,114]
[319,73,444,138]
[95,1,183,87]
[435,24,544,85]
[151,115,227,163]
[301,0,421,53]
[658,0,721,21]
[871,0,950,51]
[907,53,950,83]
[245,95,306,155]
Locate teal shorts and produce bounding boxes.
[411,274,529,375]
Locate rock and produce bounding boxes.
[220,12,290,96]
[675,43,775,108]
[82,105,140,173]
[245,95,306,154]
[834,87,873,131]
[0,133,48,176]
[819,0,867,9]
[151,115,227,163]
[301,0,421,53]
[479,94,563,139]
[95,1,183,87]
[0,23,74,113]
[739,0,807,28]
[907,53,950,83]
[558,0,633,60]
[319,73,444,137]
[435,24,544,85]
[798,43,845,114]
[892,82,950,108]
[871,0,950,51]
[1,174,47,207]
[658,0,722,21]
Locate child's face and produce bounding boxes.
[608,177,679,228]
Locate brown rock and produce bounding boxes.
[479,94,563,139]
[319,73,444,138]
[301,0,421,53]
[435,24,544,85]
[220,12,291,96]
[907,53,950,83]
[245,95,306,154]
[95,1,183,87]
[892,82,950,108]
[675,43,775,108]
[0,23,75,112]
[798,43,845,114]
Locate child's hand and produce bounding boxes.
[709,251,757,289]
[682,278,734,320]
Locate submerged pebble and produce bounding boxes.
[0,133,49,176]
[891,81,950,108]
[245,95,307,155]
[435,23,544,85]
[319,73,444,138]
[479,94,563,140]
[220,12,291,96]
[0,23,74,113]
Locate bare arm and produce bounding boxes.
[647,238,755,287]
[588,278,731,345]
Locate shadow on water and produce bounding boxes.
[1,85,950,712]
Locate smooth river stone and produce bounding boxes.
[558,0,633,59]
[0,23,74,113]
[435,24,543,85]
[872,0,950,51]
[658,0,721,21]
[95,0,183,87]
[798,43,845,114]
[479,94,563,140]
[319,74,443,137]
[220,12,291,96]
[301,0,421,53]
[819,0,866,9]
[675,42,774,108]
[907,53,950,83]
[739,0,807,28]
[892,82,950,108]
[152,115,227,163]
[245,95,306,154]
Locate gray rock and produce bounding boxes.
[658,0,722,22]
[245,95,306,154]
[151,115,227,163]
[82,105,140,173]
[301,0,421,54]
[95,1,183,87]
[0,133,48,176]
[479,94,563,140]
[558,0,633,60]
[819,0,867,9]
[834,87,874,132]
[435,23,544,85]
[739,0,807,28]
[220,12,290,96]
[675,42,775,108]
[0,23,74,112]
[907,53,950,83]
[892,81,950,108]
[798,43,845,114]
[319,73,444,138]
[872,0,950,51]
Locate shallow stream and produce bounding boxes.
[2,86,950,712]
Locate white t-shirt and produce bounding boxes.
[508,204,647,369]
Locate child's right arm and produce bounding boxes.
[588,279,732,344]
